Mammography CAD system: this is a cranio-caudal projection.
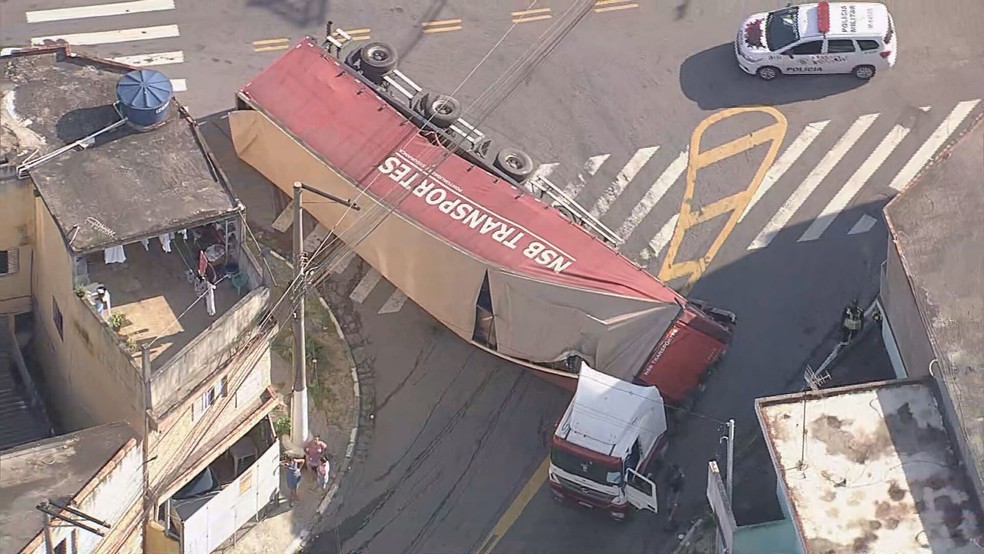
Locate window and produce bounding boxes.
[858,39,880,51]
[827,39,856,53]
[765,7,800,51]
[192,376,227,421]
[0,248,18,276]
[789,41,823,55]
[53,297,64,340]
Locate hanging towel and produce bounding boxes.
[159,233,173,253]
[104,245,126,264]
[140,238,150,251]
[205,282,217,316]
[180,229,189,240]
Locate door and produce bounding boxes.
[823,38,858,73]
[780,39,825,74]
[624,468,658,513]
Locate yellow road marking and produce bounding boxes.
[252,38,288,45]
[594,2,639,13]
[422,18,462,27]
[340,27,371,34]
[513,14,552,23]
[476,456,550,554]
[594,0,625,5]
[512,7,551,16]
[422,25,463,33]
[657,107,787,294]
[254,44,290,52]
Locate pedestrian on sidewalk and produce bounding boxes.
[317,454,331,490]
[305,435,328,473]
[664,464,685,531]
[284,457,302,507]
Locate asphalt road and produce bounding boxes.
[4,1,983,553]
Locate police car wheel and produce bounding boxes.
[852,65,876,80]
[756,66,779,81]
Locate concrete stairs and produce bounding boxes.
[0,317,54,451]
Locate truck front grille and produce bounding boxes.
[557,476,616,505]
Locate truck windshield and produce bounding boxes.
[551,446,622,486]
[766,7,799,51]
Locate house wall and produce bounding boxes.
[31,199,142,432]
[22,437,144,554]
[150,287,270,416]
[0,178,35,315]
[147,342,272,493]
[879,242,935,378]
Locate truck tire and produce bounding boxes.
[359,42,398,76]
[420,92,461,128]
[494,147,535,182]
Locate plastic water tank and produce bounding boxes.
[116,69,173,128]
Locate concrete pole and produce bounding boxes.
[290,182,309,451]
[726,418,735,502]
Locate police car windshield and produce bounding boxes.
[766,7,800,51]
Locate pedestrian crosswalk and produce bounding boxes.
[21,0,187,93]
[309,98,980,316]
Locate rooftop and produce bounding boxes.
[757,380,983,553]
[0,422,134,553]
[0,47,239,253]
[884,115,984,501]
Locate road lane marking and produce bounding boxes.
[618,150,688,239]
[848,214,878,235]
[169,78,186,92]
[887,99,980,191]
[747,114,878,250]
[476,456,550,554]
[660,107,787,293]
[253,38,290,52]
[340,28,372,41]
[350,268,383,303]
[32,24,180,46]
[26,0,174,23]
[640,213,679,262]
[111,50,184,66]
[739,120,828,222]
[562,154,609,197]
[589,146,659,218]
[594,1,640,13]
[422,18,463,33]
[378,290,409,314]
[512,7,552,23]
[798,123,910,242]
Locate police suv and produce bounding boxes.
[735,1,897,81]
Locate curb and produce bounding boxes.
[265,248,362,554]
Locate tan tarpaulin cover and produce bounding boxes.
[230,110,681,379]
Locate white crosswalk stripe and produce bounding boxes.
[26,0,175,23]
[589,146,659,218]
[798,124,910,242]
[562,154,609,197]
[619,150,688,240]
[748,114,880,250]
[22,1,187,93]
[336,99,982,313]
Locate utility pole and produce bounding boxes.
[726,418,735,502]
[289,182,360,451]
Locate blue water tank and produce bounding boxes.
[116,69,173,127]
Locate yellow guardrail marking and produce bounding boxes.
[657,107,787,293]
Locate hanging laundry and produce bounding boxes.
[140,238,150,251]
[159,233,173,253]
[180,229,189,240]
[104,245,126,264]
[205,281,217,316]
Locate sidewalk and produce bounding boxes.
[201,116,364,554]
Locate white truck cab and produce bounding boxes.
[547,363,666,520]
[735,1,897,81]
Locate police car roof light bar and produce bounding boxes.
[817,1,831,34]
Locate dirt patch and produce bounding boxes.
[247,238,357,462]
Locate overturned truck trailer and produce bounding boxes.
[230,37,735,402]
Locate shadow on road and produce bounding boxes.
[680,43,867,110]
[246,0,329,28]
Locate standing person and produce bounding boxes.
[665,464,685,530]
[284,457,302,507]
[317,454,331,490]
[305,435,328,473]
